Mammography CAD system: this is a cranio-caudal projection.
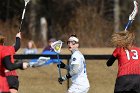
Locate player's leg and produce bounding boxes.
[81,87,89,93]
[6,76,19,93]
[67,83,77,93]
[67,83,89,93]
[115,91,137,93]
[67,91,76,93]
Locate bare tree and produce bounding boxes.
[29,0,36,40]
[114,0,120,32]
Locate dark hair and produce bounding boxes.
[70,34,77,37]
[0,35,5,44]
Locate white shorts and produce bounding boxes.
[68,83,89,93]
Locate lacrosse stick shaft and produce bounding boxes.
[19,1,29,32]
[125,20,133,31]
[57,54,62,78]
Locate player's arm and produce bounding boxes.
[14,32,21,52]
[64,64,79,79]
[58,64,79,84]
[2,55,28,70]
[57,61,69,70]
[69,64,79,76]
[106,55,116,66]
[58,55,81,84]
[66,54,81,78]
[14,37,20,52]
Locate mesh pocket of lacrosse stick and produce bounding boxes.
[51,40,63,53]
[30,57,50,67]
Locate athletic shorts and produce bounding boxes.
[68,83,89,93]
[114,75,140,93]
[115,91,137,93]
[6,76,19,90]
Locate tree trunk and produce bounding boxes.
[114,0,120,32]
[29,0,36,40]
[40,17,48,47]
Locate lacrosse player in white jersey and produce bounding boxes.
[58,35,90,93]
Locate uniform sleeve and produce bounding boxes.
[14,37,20,52]
[112,48,119,57]
[69,64,79,76]
[106,48,118,67]
[3,55,23,70]
[106,55,116,66]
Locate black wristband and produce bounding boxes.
[66,73,72,79]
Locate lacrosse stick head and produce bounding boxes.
[129,0,138,21]
[29,57,50,67]
[125,0,138,31]
[24,0,30,4]
[51,40,63,53]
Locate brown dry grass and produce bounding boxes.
[17,60,118,93]
[17,48,118,93]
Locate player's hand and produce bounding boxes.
[57,62,66,68]
[22,62,29,69]
[16,32,21,39]
[58,76,66,84]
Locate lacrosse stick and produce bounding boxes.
[51,40,63,83]
[19,0,30,32]
[28,57,50,67]
[125,0,138,31]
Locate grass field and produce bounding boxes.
[17,48,118,93]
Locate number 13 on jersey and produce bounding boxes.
[125,50,138,60]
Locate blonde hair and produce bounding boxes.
[28,40,37,48]
[111,30,135,49]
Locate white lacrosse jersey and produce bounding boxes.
[69,50,90,87]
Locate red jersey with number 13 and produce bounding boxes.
[113,47,140,77]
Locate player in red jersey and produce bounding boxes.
[107,30,140,93]
[0,32,28,93]
[5,32,21,93]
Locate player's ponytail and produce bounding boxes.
[111,30,135,50]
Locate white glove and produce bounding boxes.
[16,32,21,39]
